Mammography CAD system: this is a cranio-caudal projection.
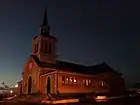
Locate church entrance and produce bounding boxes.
[47,76,51,94]
[28,76,32,95]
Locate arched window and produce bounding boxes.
[99,80,105,87]
[62,76,65,84]
[86,79,89,86]
[69,76,73,84]
[83,79,86,85]
[65,76,69,84]
[36,43,38,52]
[73,77,77,84]
[40,28,43,34]
[34,43,38,53]
[44,44,48,53]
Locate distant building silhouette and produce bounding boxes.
[17,8,125,98]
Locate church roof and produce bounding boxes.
[33,35,57,41]
[31,55,120,75]
[87,63,118,74]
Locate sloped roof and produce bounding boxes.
[30,55,120,75]
[56,61,88,74]
[33,35,57,41]
[87,62,118,74]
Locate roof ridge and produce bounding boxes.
[57,60,87,67]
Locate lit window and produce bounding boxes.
[73,77,77,84]
[103,81,107,86]
[99,80,105,87]
[86,79,89,86]
[89,80,91,84]
[83,79,85,83]
[62,76,65,84]
[83,79,86,85]
[69,76,73,84]
[65,76,69,84]
[29,63,32,69]
[101,81,104,86]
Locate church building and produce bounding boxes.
[18,8,125,98]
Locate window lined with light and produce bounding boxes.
[86,79,89,86]
[89,80,91,84]
[73,77,77,84]
[83,78,92,86]
[29,63,32,69]
[83,79,85,85]
[65,76,69,84]
[69,76,73,84]
[61,76,78,85]
[61,76,92,86]
[99,80,106,87]
[101,81,104,86]
[62,76,65,84]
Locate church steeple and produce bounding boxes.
[41,7,48,26]
[32,7,57,64]
[39,7,50,36]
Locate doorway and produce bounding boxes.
[28,76,32,94]
[47,76,51,94]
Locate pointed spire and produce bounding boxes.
[40,7,50,36]
[41,7,48,26]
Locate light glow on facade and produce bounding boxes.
[15,84,18,88]
[10,90,13,94]
[73,77,76,83]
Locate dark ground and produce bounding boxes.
[0,96,140,105]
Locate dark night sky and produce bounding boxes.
[0,0,139,87]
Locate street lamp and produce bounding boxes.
[10,90,13,94]
[15,84,18,88]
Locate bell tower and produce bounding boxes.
[32,8,57,64]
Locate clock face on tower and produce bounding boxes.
[29,63,32,70]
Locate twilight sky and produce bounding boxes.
[0,0,139,87]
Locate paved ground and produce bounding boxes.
[0,96,140,105]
